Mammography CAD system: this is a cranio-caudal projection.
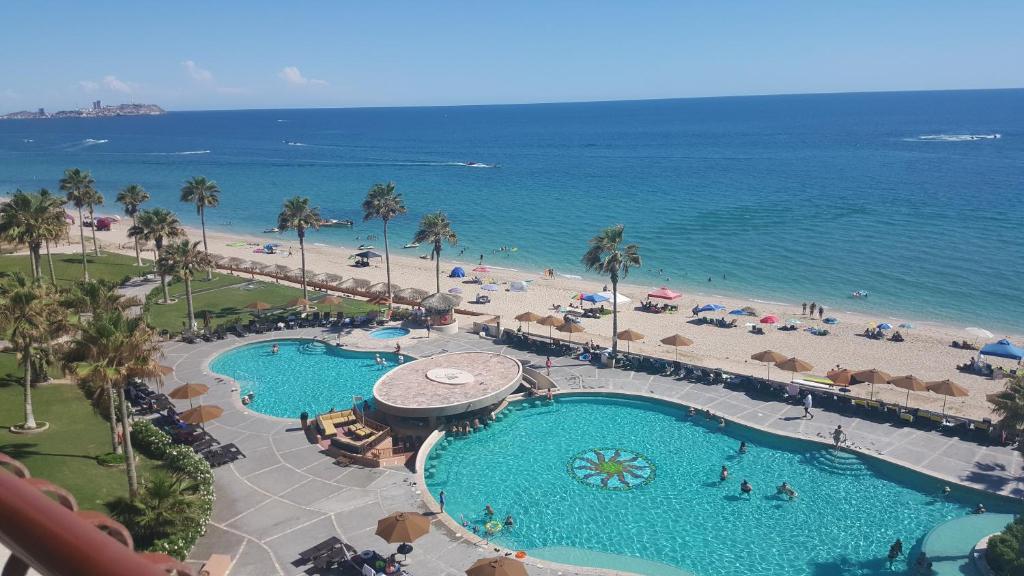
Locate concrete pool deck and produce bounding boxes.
[165,326,1022,575]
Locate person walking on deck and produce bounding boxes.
[803,393,814,419]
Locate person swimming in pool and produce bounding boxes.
[740,480,753,497]
[271,343,279,354]
[720,465,729,482]
[504,515,515,527]
[485,504,495,517]
[777,482,797,500]
[739,441,748,454]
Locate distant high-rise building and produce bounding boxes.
[92,100,101,110]
[37,108,45,116]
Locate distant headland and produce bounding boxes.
[0,100,165,120]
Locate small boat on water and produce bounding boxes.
[357,244,374,250]
[263,227,280,233]
[404,242,420,249]
[321,218,354,227]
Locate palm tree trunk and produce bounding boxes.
[610,277,619,365]
[77,207,89,281]
[108,385,121,454]
[22,346,36,430]
[28,244,39,280]
[160,272,170,304]
[117,386,138,499]
[298,232,308,300]
[132,214,142,266]
[434,243,441,293]
[89,206,99,256]
[184,276,196,331]
[45,240,56,286]
[200,207,212,281]
[383,219,392,309]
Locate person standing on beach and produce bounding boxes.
[818,305,825,320]
[809,302,817,316]
[803,393,814,419]
[545,356,552,375]
[479,254,484,264]
[832,425,847,449]
[802,302,807,315]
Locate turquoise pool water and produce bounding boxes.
[369,327,410,339]
[209,339,397,418]
[425,396,1017,576]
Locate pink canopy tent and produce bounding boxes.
[647,287,681,300]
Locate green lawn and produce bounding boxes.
[144,272,379,333]
[0,352,159,513]
[0,251,149,287]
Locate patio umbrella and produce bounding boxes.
[317,295,342,312]
[319,273,346,287]
[481,284,499,292]
[375,512,430,544]
[287,297,313,308]
[876,323,893,330]
[826,368,855,387]
[557,321,585,342]
[515,311,542,334]
[509,281,528,292]
[179,404,223,431]
[466,556,528,576]
[157,364,175,376]
[889,375,928,409]
[368,282,399,296]
[340,277,372,292]
[597,291,631,305]
[224,256,247,269]
[394,287,429,302]
[751,350,787,382]
[537,315,564,339]
[852,369,893,400]
[775,357,813,381]
[208,254,227,264]
[420,292,461,313]
[660,334,693,360]
[245,301,271,317]
[728,309,747,316]
[616,329,644,354]
[696,303,725,313]
[760,315,779,324]
[472,266,491,273]
[368,295,391,306]
[353,251,382,259]
[926,379,969,417]
[168,383,209,409]
[647,287,681,300]
[581,293,609,303]
[269,264,293,277]
[979,339,1024,361]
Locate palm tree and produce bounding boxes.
[65,309,161,499]
[0,190,61,281]
[362,182,407,309]
[276,196,322,301]
[59,168,97,279]
[109,471,201,546]
[412,211,458,293]
[38,189,68,287]
[179,177,220,281]
[0,274,67,430]
[62,279,141,316]
[992,373,1024,437]
[116,184,150,266]
[127,208,185,304]
[582,224,641,364]
[158,240,212,331]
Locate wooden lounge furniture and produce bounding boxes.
[317,410,356,438]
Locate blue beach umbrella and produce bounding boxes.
[582,293,610,303]
[876,323,893,330]
[728,309,746,316]
[823,317,839,325]
[697,304,725,313]
[449,267,465,278]
[980,339,1024,361]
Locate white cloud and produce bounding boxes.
[102,75,135,93]
[78,80,99,92]
[278,66,327,86]
[182,60,213,82]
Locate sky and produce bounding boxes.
[1,0,1021,112]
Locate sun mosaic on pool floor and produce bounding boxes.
[567,448,656,491]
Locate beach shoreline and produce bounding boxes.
[80,220,1020,421]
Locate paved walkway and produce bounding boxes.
[164,328,1022,576]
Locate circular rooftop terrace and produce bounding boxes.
[372,352,523,418]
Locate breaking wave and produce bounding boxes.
[908,133,1001,142]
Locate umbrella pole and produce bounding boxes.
[942,396,948,419]
[870,382,874,401]
[905,389,910,410]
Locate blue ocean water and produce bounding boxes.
[1,90,1021,330]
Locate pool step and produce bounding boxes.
[804,450,872,477]
[298,342,328,355]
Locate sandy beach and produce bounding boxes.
[88,222,1020,421]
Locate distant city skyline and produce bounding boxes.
[1,1,1021,112]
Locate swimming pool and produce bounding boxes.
[369,327,411,340]
[425,395,1017,576]
[209,339,398,418]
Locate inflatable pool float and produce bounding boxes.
[484,520,502,534]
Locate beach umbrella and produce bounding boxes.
[966,327,994,340]
[581,293,609,303]
[823,317,839,325]
[224,256,247,269]
[826,368,855,387]
[760,315,779,324]
[616,329,644,354]
[286,297,313,308]
[481,284,499,292]
[852,369,893,400]
[319,273,346,287]
[208,254,227,264]
[876,323,893,330]
[472,266,491,273]
[245,301,271,317]
[741,306,758,316]
[647,287,681,300]
[898,322,914,329]
[168,383,209,409]
[465,556,528,576]
[697,304,725,313]
[375,512,430,544]
[509,281,528,293]
[728,309,747,316]
[449,267,466,278]
[179,404,223,431]
[269,264,293,277]
[557,321,585,342]
[515,311,542,334]
[786,319,802,325]
[394,287,429,302]
[979,339,1024,361]
[339,277,372,292]
[889,375,928,409]
[368,295,391,306]
[660,333,693,360]
[448,287,463,294]
[317,294,342,313]
[368,282,399,296]
[420,292,461,313]
[597,291,632,304]
[354,251,382,259]
[751,350,787,382]
[926,379,969,417]
[536,315,564,340]
[775,357,814,381]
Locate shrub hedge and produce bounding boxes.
[987,515,1024,576]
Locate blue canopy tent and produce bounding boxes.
[980,339,1024,361]
[449,266,466,278]
[581,293,610,303]
[697,304,725,313]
